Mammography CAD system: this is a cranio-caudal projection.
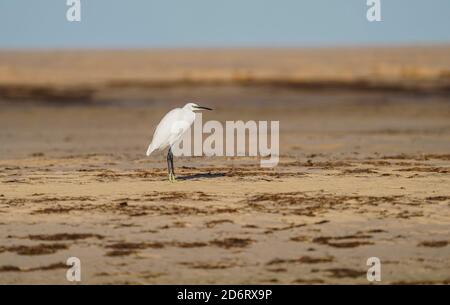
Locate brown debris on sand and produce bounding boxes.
[1,244,68,256]
[418,241,448,248]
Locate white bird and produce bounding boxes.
[146,103,212,181]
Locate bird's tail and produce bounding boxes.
[146,143,155,156]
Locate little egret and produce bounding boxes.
[146,103,212,182]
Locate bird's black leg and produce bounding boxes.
[169,147,176,180]
[166,149,172,180]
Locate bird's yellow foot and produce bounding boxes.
[168,173,177,182]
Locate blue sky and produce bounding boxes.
[0,0,449,49]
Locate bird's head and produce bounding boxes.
[184,103,213,112]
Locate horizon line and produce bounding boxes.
[1,42,450,52]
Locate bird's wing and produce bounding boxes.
[167,109,196,146]
[146,108,186,156]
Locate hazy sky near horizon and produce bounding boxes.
[1,0,449,49]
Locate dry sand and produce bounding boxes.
[0,48,449,284]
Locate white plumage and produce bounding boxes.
[146,104,195,156]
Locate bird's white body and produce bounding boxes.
[146,103,197,156]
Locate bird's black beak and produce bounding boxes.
[194,105,213,111]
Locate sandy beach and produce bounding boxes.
[0,48,449,284]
